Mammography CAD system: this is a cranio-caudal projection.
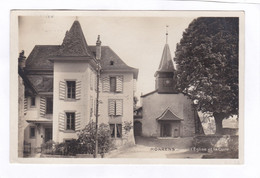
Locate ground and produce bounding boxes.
[106,136,205,158]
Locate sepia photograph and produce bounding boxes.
[11,10,243,164]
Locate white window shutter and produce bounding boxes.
[108,100,115,116]
[116,76,123,92]
[24,97,28,115]
[59,81,66,100]
[102,76,110,92]
[59,112,65,131]
[116,100,123,116]
[40,97,46,117]
[76,81,81,100]
[75,112,81,131]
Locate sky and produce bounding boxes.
[19,13,196,101]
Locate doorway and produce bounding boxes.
[44,128,52,143]
[134,121,142,136]
[160,123,172,137]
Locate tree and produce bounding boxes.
[174,17,238,134]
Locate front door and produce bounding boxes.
[161,123,172,137]
[44,128,52,143]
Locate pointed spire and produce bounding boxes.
[157,43,174,72]
[57,20,93,57]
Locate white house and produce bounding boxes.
[19,20,138,156]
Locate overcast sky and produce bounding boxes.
[19,14,195,101]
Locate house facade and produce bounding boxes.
[137,35,203,138]
[19,20,138,156]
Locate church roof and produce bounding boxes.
[157,43,174,73]
[156,107,183,121]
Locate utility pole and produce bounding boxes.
[94,35,101,158]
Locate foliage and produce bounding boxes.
[77,121,112,154]
[133,96,139,110]
[123,121,133,134]
[42,122,112,156]
[41,140,56,154]
[174,17,239,134]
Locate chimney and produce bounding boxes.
[18,50,26,70]
[96,35,101,60]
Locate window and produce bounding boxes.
[46,98,53,114]
[66,112,75,130]
[108,100,123,116]
[110,124,122,138]
[30,97,36,107]
[67,81,76,99]
[30,126,36,138]
[110,77,116,92]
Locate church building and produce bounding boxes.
[19,20,138,156]
[136,32,203,138]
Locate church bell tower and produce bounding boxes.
[155,26,176,94]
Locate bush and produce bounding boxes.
[78,121,112,155]
[41,122,112,156]
[41,140,56,154]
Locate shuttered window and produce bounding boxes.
[110,77,116,92]
[67,81,75,99]
[66,112,75,131]
[30,97,36,107]
[59,80,81,100]
[46,97,53,114]
[108,99,123,116]
[103,76,123,93]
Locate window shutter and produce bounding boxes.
[59,112,65,131]
[59,81,66,100]
[75,112,81,131]
[108,100,115,116]
[76,81,81,100]
[40,97,46,117]
[116,100,123,116]
[102,76,110,92]
[24,97,28,115]
[116,76,123,92]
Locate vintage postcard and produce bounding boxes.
[10,10,244,164]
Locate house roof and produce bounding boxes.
[26,45,59,70]
[89,46,138,79]
[56,20,94,58]
[24,20,139,93]
[155,44,174,76]
[156,107,183,121]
